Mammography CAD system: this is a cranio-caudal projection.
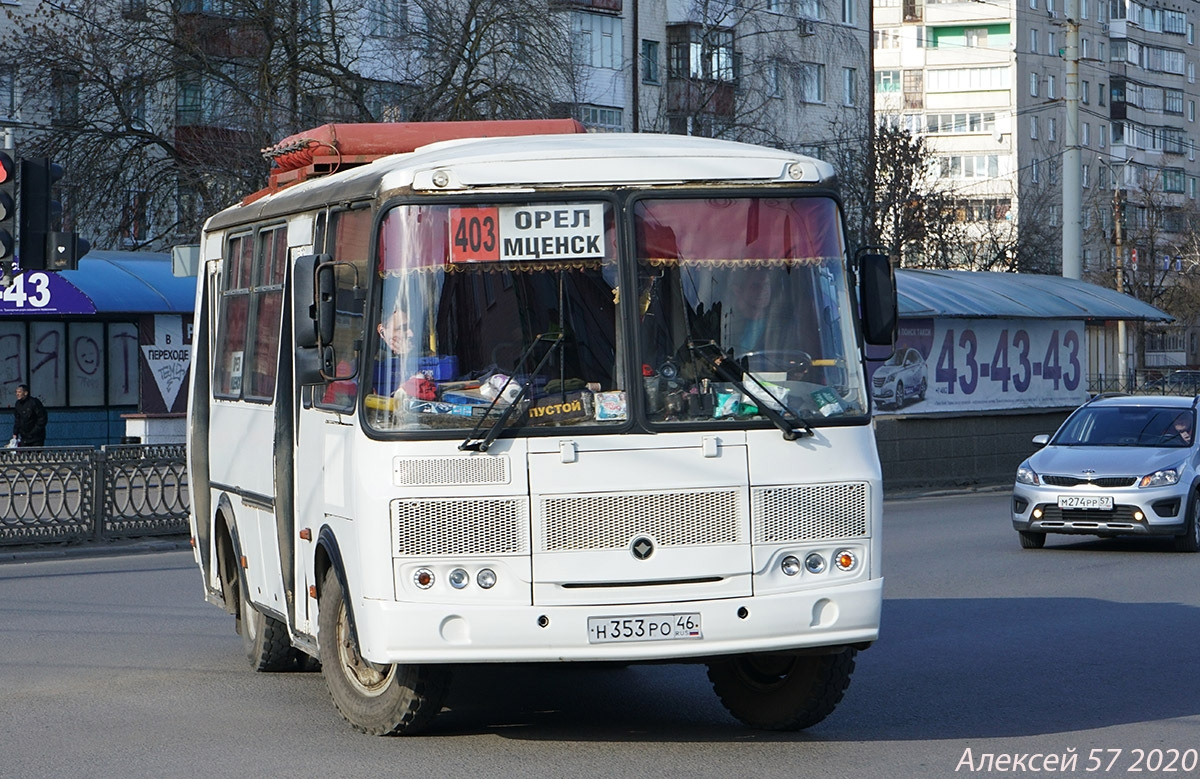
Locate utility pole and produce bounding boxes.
[1113,180,1128,390]
[1061,0,1082,279]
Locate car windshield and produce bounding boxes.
[1054,405,1195,448]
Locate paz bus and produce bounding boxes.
[186,119,897,735]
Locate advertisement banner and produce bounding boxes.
[138,314,194,414]
[869,318,1088,414]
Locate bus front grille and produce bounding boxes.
[392,496,529,556]
[538,489,744,552]
[751,482,870,543]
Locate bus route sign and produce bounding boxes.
[449,204,605,263]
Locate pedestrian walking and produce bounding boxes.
[10,384,48,448]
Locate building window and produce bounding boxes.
[580,104,623,132]
[1163,168,1185,192]
[1083,164,1091,187]
[1030,28,1039,53]
[875,69,901,92]
[1030,72,1038,97]
[1030,115,1038,139]
[120,190,151,245]
[641,39,660,84]
[366,0,407,37]
[797,62,825,103]
[574,11,623,70]
[1048,117,1057,141]
[842,0,856,25]
[1081,80,1089,104]
[1082,122,1090,145]
[667,24,735,82]
[964,28,987,47]
[52,70,80,124]
[1099,82,1106,106]
[1190,100,1196,122]
[0,69,15,121]
[843,67,857,106]
[1047,74,1056,99]
[1032,158,1040,183]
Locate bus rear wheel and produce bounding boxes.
[238,585,303,672]
[706,648,857,730]
[317,568,449,735]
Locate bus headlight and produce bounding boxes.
[448,568,469,589]
[781,555,802,576]
[476,568,497,589]
[804,553,826,574]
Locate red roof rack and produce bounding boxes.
[245,119,587,203]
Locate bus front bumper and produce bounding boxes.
[352,577,882,664]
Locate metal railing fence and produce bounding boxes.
[0,444,189,546]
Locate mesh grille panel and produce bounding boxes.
[541,490,742,551]
[393,456,509,486]
[752,482,869,543]
[393,497,528,556]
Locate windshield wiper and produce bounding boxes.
[459,333,565,453]
[687,339,814,441]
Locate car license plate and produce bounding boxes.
[1057,495,1114,510]
[587,614,702,644]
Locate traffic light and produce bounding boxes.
[0,152,14,263]
[18,157,89,271]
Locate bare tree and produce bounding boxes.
[5,0,585,250]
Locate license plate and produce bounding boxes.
[587,613,702,644]
[1058,494,1114,510]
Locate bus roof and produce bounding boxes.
[205,133,837,233]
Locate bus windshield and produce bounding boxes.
[367,200,622,433]
[634,196,866,424]
[365,195,866,435]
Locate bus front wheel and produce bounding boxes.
[706,648,857,730]
[317,568,449,735]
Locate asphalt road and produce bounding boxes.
[1,490,1197,779]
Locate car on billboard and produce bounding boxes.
[871,347,927,410]
[1011,394,1200,552]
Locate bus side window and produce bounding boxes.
[312,207,371,413]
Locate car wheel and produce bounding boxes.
[1018,530,1046,549]
[894,381,904,409]
[1173,494,1200,553]
[917,378,927,401]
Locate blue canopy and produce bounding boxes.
[1,250,196,316]
[897,269,1172,323]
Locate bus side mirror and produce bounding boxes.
[316,261,337,346]
[859,252,897,347]
[293,253,325,349]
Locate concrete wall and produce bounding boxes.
[876,409,1074,492]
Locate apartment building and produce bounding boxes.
[873,0,1200,287]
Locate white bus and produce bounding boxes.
[187,120,897,735]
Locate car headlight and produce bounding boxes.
[1016,462,1040,486]
[1139,465,1182,488]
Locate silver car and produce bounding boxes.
[1012,394,1200,552]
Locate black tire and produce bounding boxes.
[894,381,905,409]
[707,649,857,731]
[918,378,927,401]
[318,568,449,735]
[1173,494,1200,553]
[1018,530,1047,549]
[238,584,304,672]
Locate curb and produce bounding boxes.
[0,535,192,563]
